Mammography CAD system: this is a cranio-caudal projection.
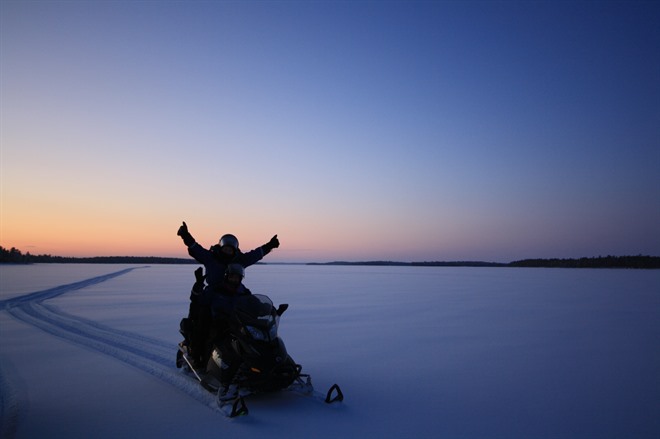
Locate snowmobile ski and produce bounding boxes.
[325,383,344,403]
[286,374,344,404]
[218,396,249,418]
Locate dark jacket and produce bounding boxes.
[208,283,251,320]
[187,242,266,290]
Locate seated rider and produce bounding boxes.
[201,263,251,396]
[177,221,279,367]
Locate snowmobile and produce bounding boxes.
[176,293,343,416]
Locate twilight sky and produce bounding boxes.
[1,1,659,263]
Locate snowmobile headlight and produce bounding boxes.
[245,325,268,341]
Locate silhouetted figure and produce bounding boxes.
[177,221,279,367]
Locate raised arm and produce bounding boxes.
[177,221,196,247]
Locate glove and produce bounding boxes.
[192,267,206,295]
[264,235,280,252]
[177,221,195,247]
[194,267,205,283]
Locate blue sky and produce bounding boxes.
[1,0,659,262]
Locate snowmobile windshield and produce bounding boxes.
[234,294,280,342]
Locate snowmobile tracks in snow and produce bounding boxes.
[0,267,221,422]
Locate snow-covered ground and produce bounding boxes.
[1,263,658,438]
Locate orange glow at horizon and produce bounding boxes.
[2,206,463,262]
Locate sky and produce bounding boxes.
[1,0,659,263]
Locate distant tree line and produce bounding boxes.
[0,246,195,264]
[308,260,506,267]
[508,255,660,269]
[1,246,658,268]
[310,257,659,269]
